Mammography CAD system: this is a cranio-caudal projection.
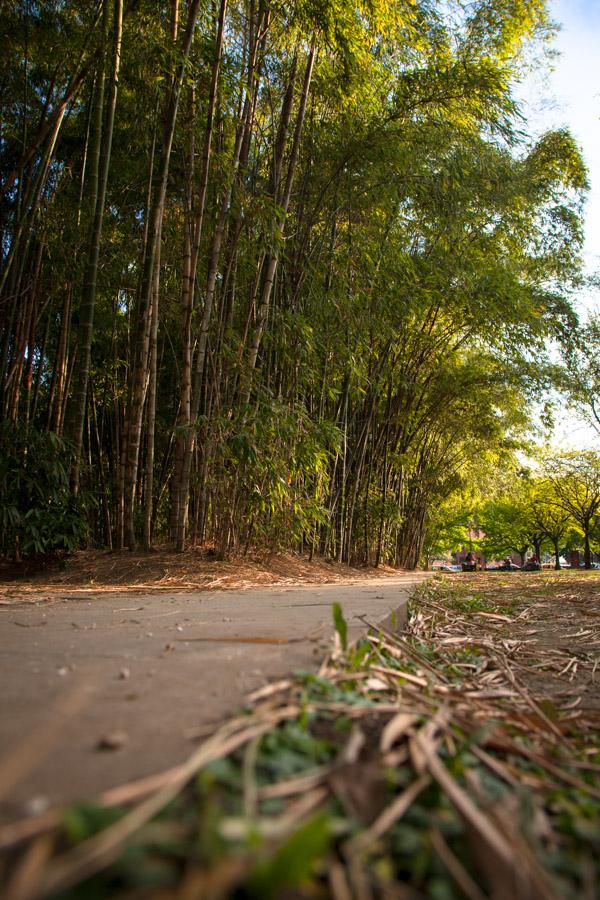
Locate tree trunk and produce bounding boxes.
[519,546,528,566]
[0,19,103,206]
[171,0,268,551]
[50,288,72,434]
[170,0,228,551]
[68,0,123,492]
[143,237,161,550]
[584,526,591,569]
[123,0,202,549]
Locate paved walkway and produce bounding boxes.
[0,573,427,820]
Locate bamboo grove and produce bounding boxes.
[0,0,588,565]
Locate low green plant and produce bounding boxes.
[0,422,88,559]
[332,602,348,651]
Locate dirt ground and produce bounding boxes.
[433,571,600,723]
[0,548,400,600]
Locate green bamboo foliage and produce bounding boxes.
[0,0,589,563]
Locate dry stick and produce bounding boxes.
[380,713,419,753]
[221,785,328,843]
[415,597,453,617]
[498,656,572,749]
[487,736,600,801]
[35,707,300,900]
[242,735,261,820]
[257,766,330,801]
[344,773,431,856]
[173,855,252,900]
[361,619,450,683]
[346,858,375,900]
[565,758,600,773]
[328,860,354,900]
[310,701,425,717]
[429,827,488,900]
[369,665,428,688]
[470,746,520,789]
[409,708,451,774]
[415,733,560,900]
[4,833,55,900]
[247,679,292,702]
[0,812,61,853]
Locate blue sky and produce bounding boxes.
[518,0,600,448]
[519,0,600,307]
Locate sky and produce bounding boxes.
[519,0,600,282]
[518,0,600,449]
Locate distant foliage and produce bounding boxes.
[0,423,88,559]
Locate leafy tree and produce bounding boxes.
[562,312,600,435]
[545,452,600,569]
[527,477,572,569]
[0,0,589,566]
[421,499,471,568]
[479,492,540,564]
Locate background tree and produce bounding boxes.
[421,498,471,569]
[527,477,572,569]
[479,492,541,564]
[545,452,600,569]
[562,311,600,435]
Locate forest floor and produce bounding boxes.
[0,548,402,599]
[1,571,599,899]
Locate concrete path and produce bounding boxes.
[0,573,427,821]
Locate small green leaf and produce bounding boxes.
[63,802,124,843]
[332,602,348,651]
[248,813,331,899]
